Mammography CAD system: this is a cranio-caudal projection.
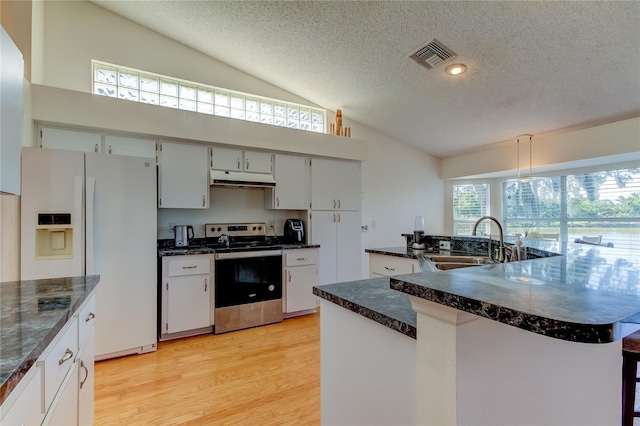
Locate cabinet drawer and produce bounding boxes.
[285,249,318,267]
[77,295,96,348]
[369,255,419,276]
[168,258,211,276]
[41,317,78,411]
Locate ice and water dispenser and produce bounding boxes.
[35,213,74,259]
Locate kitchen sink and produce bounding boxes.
[434,262,484,270]
[428,255,494,265]
[426,255,494,271]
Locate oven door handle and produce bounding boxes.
[214,249,282,260]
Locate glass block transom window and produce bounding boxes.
[92,61,326,133]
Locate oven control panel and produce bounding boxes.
[205,222,267,238]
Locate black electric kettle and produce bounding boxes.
[174,225,194,247]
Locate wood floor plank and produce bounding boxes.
[94,312,320,425]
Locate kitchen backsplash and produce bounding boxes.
[157,186,306,239]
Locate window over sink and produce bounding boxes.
[502,167,640,250]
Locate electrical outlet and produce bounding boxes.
[169,222,176,230]
[268,220,276,229]
[439,241,451,250]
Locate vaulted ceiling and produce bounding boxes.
[91,1,640,158]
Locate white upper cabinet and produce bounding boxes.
[38,126,155,159]
[103,135,156,158]
[266,154,310,210]
[244,150,273,174]
[0,26,24,195]
[211,147,243,171]
[311,158,361,210]
[40,126,103,153]
[158,140,210,209]
[211,147,273,174]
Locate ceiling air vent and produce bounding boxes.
[409,39,456,69]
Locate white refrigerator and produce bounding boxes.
[21,147,157,360]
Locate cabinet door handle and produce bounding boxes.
[237,158,241,170]
[202,195,206,207]
[85,312,96,322]
[246,158,250,170]
[80,361,89,389]
[277,197,280,207]
[384,266,395,271]
[333,213,337,223]
[205,278,208,292]
[94,143,99,153]
[296,257,308,261]
[288,271,292,282]
[338,199,341,209]
[333,199,337,209]
[108,145,112,154]
[182,265,197,269]
[58,348,74,365]
[338,213,341,223]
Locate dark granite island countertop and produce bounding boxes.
[389,243,640,343]
[0,275,100,405]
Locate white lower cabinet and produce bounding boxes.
[43,362,79,426]
[283,248,319,315]
[0,365,43,426]
[369,254,421,278]
[311,210,362,285]
[77,331,95,426]
[161,255,214,340]
[0,294,96,426]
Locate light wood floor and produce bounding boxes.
[94,312,320,425]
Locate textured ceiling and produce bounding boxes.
[91,1,640,158]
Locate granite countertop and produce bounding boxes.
[158,240,320,256]
[313,277,417,339]
[315,236,640,344]
[0,275,100,406]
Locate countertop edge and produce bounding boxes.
[390,278,616,344]
[0,275,100,406]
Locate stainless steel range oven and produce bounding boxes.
[207,223,283,334]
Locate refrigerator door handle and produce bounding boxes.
[85,176,96,275]
[74,175,85,276]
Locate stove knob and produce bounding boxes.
[253,226,257,231]
[258,226,262,231]
[217,227,222,232]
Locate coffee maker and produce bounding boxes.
[284,219,304,243]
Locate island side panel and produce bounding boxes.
[319,300,416,426]
[411,293,622,425]
[456,315,621,425]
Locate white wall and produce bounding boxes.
[35,0,443,277]
[358,124,442,275]
[441,117,640,179]
[157,187,306,240]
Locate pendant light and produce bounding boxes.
[516,134,533,182]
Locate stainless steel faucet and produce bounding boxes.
[472,216,506,263]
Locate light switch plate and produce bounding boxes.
[439,241,451,250]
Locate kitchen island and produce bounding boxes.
[314,238,640,425]
[0,275,100,423]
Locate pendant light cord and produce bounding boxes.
[516,134,533,179]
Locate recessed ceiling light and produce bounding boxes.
[445,64,467,76]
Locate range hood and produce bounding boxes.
[209,170,276,188]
